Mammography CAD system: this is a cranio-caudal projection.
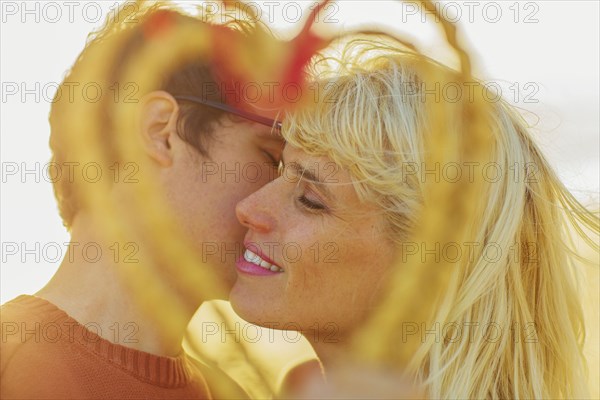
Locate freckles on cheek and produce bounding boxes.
[287,258,329,299]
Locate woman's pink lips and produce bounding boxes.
[243,241,278,266]
[236,255,280,276]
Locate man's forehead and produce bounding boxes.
[224,117,284,144]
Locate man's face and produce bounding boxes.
[159,116,284,298]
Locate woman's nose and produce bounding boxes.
[235,184,277,234]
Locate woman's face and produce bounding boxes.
[230,144,397,339]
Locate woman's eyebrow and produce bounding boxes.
[282,158,334,199]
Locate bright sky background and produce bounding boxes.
[1,0,598,302]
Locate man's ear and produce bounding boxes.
[139,91,179,167]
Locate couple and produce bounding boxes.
[1,4,597,399]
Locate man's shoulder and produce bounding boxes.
[1,294,69,343]
[0,295,82,398]
[0,296,214,399]
[1,295,61,367]
[1,294,50,320]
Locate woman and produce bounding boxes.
[229,39,598,398]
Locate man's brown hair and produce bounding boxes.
[49,3,256,229]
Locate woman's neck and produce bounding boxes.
[304,331,355,372]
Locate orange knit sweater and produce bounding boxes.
[0,295,211,399]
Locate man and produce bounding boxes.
[0,4,284,399]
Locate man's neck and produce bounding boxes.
[36,213,199,357]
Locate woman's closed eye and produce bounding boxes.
[296,193,327,212]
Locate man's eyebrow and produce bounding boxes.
[282,157,334,199]
[265,132,286,144]
[255,128,285,143]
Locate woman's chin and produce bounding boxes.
[229,282,271,326]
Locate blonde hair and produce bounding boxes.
[283,38,598,398]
